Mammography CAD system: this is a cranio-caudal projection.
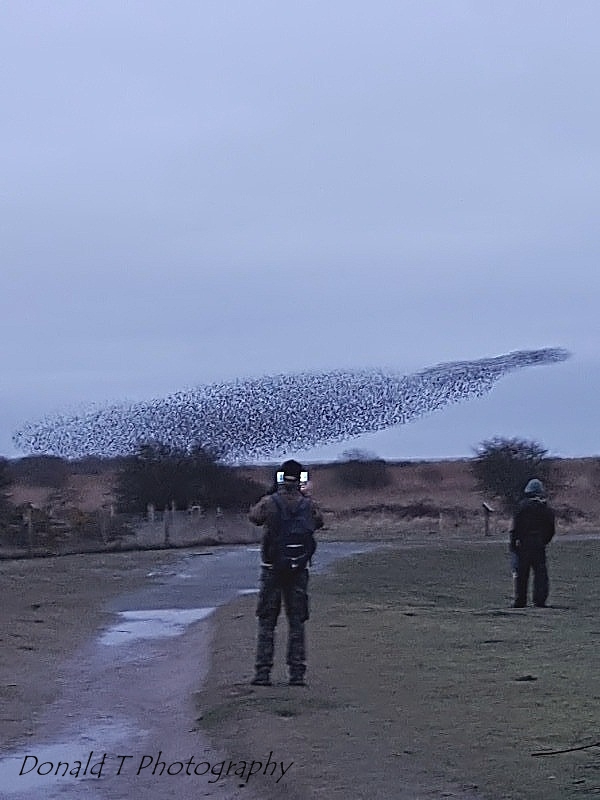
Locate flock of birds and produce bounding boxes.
[13,347,569,462]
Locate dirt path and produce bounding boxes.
[1,615,258,800]
[0,548,256,799]
[0,542,380,799]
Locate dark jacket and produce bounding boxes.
[510,497,555,553]
[249,484,323,566]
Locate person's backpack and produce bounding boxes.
[271,494,315,572]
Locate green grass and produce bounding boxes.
[197,538,600,800]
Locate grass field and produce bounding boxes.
[196,537,600,800]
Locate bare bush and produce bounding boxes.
[471,437,552,512]
[335,449,391,491]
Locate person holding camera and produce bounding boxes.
[248,459,323,686]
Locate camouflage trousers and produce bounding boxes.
[255,566,309,676]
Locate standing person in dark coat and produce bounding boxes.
[510,478,556,608]
[248,459,323,687]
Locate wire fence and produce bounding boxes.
[0,506,260,560]
[2,500,594,560]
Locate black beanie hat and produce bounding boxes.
[280,459,302,481]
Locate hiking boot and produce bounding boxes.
[251,671,272,686]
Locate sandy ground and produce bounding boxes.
[1,533,599,799]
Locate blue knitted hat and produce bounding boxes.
[524,478,545,496]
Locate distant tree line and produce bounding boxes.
[0,435,566,538]
[7,455,70,488]
[0,458,12,514]
[0,457,24,539]
[0,446,266,518]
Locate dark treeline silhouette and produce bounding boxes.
[114,443,265,513]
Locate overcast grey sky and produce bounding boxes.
[1,1,598,461]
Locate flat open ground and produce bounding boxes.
[196,536,600,800]
[1,534,599,799]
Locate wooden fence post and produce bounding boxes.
[25,505,34,557]
[482,502,494,537]
[99,510,108,545]
[163,506,171,547]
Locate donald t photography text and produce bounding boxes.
[17,750,293,785]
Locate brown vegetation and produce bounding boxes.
[6,456,600,545]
